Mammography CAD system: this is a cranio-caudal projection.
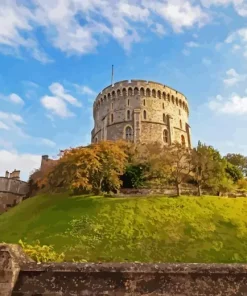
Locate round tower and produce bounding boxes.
[91,80,192,148]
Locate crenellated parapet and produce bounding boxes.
[91,79,192,148]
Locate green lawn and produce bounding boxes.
[1,193,247,263]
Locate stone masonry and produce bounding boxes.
[1,243,247,295]
[91,79,192,147]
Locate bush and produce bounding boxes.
[237,179,247,190]
[19,239,65,263]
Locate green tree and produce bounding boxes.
[224,153,247,176]
[225,162,243,183]
[163,142,192,196]
[191,141,227,196]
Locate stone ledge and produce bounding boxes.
[1,244,247,295]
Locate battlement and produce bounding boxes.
[93,80,189,116]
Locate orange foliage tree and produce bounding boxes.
[47,140,129,194]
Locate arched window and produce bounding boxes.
[112,91,116,98]
[111,114,114,123]
[143,99,146,106]
[127,99,130,106]
[128,87,132,96]
[163,113,166,123]
[104,95,106,101]
[163,92,166,100]
[176,97,178,106]
[162,103,165,109]
[108,93,111,100]
[125,126,133,141]
[143,110,147,120]
[167,94,170,102]
[157,90,161,99]
[134,87,138,95]
[163,129,168,143]
[152,89,156,98]
[180,120,182,129]
[146,88,151,97]
[127,110,131,120]
[123,88,127,97]
[117,89,121,97]
[179,100,182,107]
[181,135,186,146]
[140,88,145,96]
[172,96,175,104]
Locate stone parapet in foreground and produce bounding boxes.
[1,243,247,295]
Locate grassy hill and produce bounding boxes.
[1,193,247,263]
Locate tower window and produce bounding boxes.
[180,120,182,129]
[143,99,146,106]
[125,126,133,141]
[143,110,147,120]
[162,103,164,109]
[163,129,168,143]
[128,99,130,106]
[181,135,185,146]
[111,114,114,123]
[163,113,166,123]
[111,103,113,110]
[127,110,131,120]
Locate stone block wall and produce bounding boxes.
[91,79,192,148]
[1,243,247,296]
[0,178,29,214]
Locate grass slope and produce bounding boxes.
[1,193,247,263]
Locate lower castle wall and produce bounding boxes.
[1,244,247,296]
[0,177,29,214]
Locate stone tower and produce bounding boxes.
[91,79,192,148]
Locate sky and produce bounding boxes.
[1,0,247,180]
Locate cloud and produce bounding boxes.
[40,138,56,148]
[73,84,96,96]
[182,49,190,56]
[9,93,24,104]
[0,149,41,181]
[0,111,27,137]
[200,0,247,16]
[41,82,83,118]
[209,93,247,115]
[186,41,200,47]
[223,68,246,86]
[0,92,24,104]
[0,0,211,61]
[202,57,212,65]
[0,121,9,130]
[225,27,247,58]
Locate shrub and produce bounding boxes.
[19,239,65,263]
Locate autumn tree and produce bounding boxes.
[163,142,192,196]
[48,140,129,194]
[191,142,227,196]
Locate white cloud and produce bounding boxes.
[41,95,75,118]
[41,82,83,118]
[73,84,96,96]
[223,68,246,86]
[186,41,200,47]
[49,83,82,107]
[0,92,24,104]
[209,93,247,115]
[9,93,24,104]
[0,0,211,60]
[200,0,247,16]
[202,57,212,65]
[0,121,9,130]
[182,49,190,56]
[0,150,41,181]
[40,138,56,147]
[0,111,27,137]
[152,23,166,36]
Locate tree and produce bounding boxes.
[224,153,247,176]
[191,141,227,196]
[163,142,192,196]
[225,162,243,183]
[48,141,129,194]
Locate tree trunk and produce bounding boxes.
[176,183,181,196]
[197,184,202,196]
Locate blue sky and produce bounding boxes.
[1,0,247,180]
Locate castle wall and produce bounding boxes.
[91,80,191,147]
[0,177,29,214]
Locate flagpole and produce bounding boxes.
[111,65,114,85]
